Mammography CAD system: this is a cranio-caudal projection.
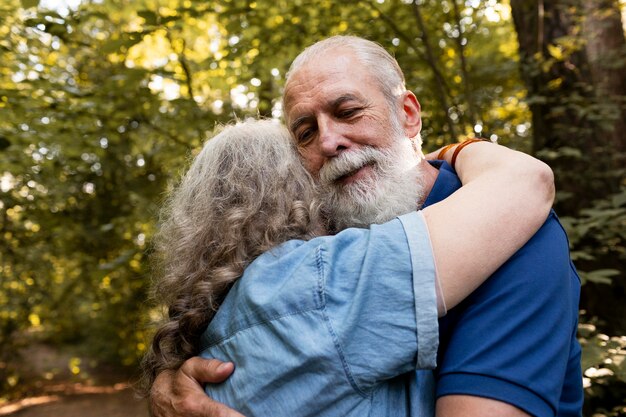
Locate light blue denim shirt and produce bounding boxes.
[200,211,438,417]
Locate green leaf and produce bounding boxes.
[46,23,67,37]
[612,352,626,383]
[581,340,608,371]
[570,251,595,261]
[101,32,146,54]
[21,0,40,9]
[612,191,626,208]
[578,323,596,338]
[580,269,620,285]
[556,146,583,159]
[138,10,158,25]
[0,136,10,150]
[98,250,136,271]
[547,44,564,60]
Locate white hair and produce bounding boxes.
[285,35,406,108]
[319,124,425,231]
[284,36,426,230]
[284,35,422,148]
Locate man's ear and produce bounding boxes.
[401,91,422,138]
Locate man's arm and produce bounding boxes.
[149,358,245,417]
[437,395,531,417]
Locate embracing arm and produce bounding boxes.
[422,141,554,310]
[148,142,554,417]
[424,141,553,417]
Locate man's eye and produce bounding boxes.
[297,129,314,145]
[337,108,359,118]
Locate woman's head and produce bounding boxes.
[142,119,321,390]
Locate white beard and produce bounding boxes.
[319,137,425,231]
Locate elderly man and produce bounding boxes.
[148,36,582,417]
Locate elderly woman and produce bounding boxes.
[142,119,553,416]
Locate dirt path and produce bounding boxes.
[1,344,150,417]
[1,387,149,417]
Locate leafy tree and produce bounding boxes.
[510,0,626,414]
[0,0,221,394]
[1,1,625,413]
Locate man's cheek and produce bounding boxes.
[300,151,322,177]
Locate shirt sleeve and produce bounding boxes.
[435,213,583,416]
[319,211,438,395]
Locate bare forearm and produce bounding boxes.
[437,395,532,417]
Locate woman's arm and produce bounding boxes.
[423,141,554,310]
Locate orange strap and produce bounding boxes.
[450,139,484,170]
[437,138,488,170]
[437,143,457,160]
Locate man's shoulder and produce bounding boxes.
[491,209,580,289]
[519,209,571,256]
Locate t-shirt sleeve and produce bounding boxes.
[435,213,583,416]
[319,211,438,395]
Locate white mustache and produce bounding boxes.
[319,147,384,185]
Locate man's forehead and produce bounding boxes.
[315,92,367,109]
[285,80,367,112]
[285,52,364,100]
[330,93,365,106]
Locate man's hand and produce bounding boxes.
[149,357,245,417]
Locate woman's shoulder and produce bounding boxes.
[200,239,325,348]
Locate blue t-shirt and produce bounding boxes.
[200,212,439,417]
[426,161,583,417]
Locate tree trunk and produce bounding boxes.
[509,0,620,213]
[510,0,592,149]
[581,0,626,152]
[512,0,626,337]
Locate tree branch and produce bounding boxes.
[165,31,197,103]
[362,1,426,62]
[452,0,477,128]
[411,0,458,138]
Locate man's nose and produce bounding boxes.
[318,119,350,157]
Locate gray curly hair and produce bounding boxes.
[140,119,322,393]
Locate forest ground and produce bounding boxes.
[0,343,149,417]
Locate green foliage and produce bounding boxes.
[0,0,624,412]
[0,0,224,394]
[20,0,39,9]
[559,185,626,287]
[516,3,626,410]
[561,182,626,415]
[0,0,529,380]
[579,322,626,416]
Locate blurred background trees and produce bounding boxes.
[0,0,624,415]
